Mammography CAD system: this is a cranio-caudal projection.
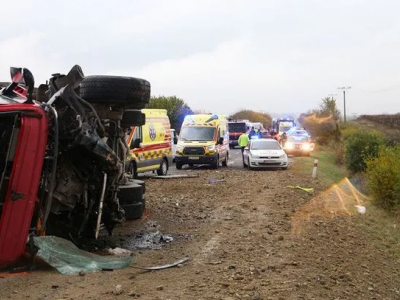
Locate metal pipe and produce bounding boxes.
[95,172,107,239]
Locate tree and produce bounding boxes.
[230,109,272,128]
[318,97,341,121]
[298,98,341,144]
[146,96,194,132]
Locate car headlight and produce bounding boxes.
[279,154,287,158]
[207,144,216,151]
[302,143,311,150]
[285,142,293,149]
[250,152,259,159]
[176,145,184,152]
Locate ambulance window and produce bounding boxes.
[130,127,142,149]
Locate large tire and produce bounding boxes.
[176,162,183,170]
[247,158,252,170]
[131,179,145,194]
[80,75,150,108]
[121,202,143,220]
[128,162,138,178]
[212,157,219,169]
[118,183,143,205]
[157,158,168,176]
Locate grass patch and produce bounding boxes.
[290,147,347,186]
[355,203,400,259]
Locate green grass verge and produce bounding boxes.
[290,147,347,186]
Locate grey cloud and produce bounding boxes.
[0,0,399,115]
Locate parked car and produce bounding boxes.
[175,114,229,169]
[287,129,310,137]
[243,139,288,170]
[126,109,173,177]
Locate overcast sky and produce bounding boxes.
[1,0,400,117]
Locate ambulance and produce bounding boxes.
[126,109,173,177]
[175,114,229,169]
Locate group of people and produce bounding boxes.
[237,127,289,155]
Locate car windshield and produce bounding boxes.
[180,126,216,141]
[279,125,293,132]
[288,135,309,142]
[228,123,246,133]
[251,140,281,150]
[289,130,308,136]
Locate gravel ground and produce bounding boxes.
[1,149,400,300]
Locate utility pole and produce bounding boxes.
[337,87,351,123]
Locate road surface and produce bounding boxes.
[1,150,399,300]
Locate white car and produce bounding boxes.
[243,139,288,170]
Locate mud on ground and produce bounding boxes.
[1,155,400,300]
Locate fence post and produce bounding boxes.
[312,159,318,178]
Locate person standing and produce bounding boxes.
[281,132,287,147]
[238,131,250,156]
[249,127,256,139]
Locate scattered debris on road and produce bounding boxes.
[148,174,200,179]
[120,231,176,251]
[355,205,366,214]
[107,247,133,257]
[33,236,133,275]
[129,257,192,271]
[208,178,226,184]
[287,185,314,194]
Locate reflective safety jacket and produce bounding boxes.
[238,133,250,147]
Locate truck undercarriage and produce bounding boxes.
[0,65,150,267]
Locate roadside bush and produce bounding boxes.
[331,123,361,165]
[344,130,385,174]
[366,145,400,211]
[340,122,360,141]
[301,114,340,145]
[330,140,345,165]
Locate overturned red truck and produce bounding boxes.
[0,65,149,268]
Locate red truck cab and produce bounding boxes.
[228,120,250,149]
[0,69,48,268]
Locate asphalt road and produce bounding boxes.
[167,148,292,175]
[168,148,244,174]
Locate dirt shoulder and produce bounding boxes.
[1,155,400,300]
